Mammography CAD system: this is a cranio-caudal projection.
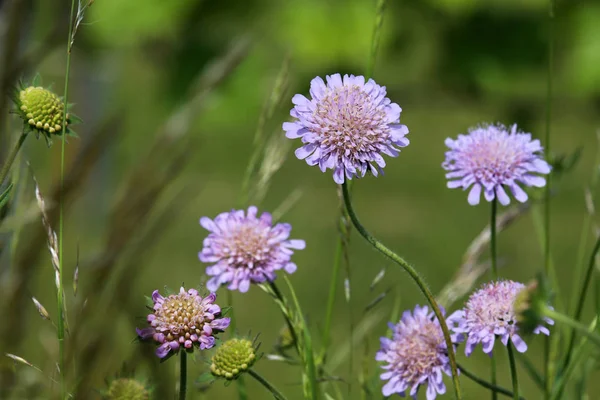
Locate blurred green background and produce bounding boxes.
[1,0,600,398]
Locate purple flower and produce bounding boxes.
[283,73,409,184]
[199,206,305,293]
[447,280,553,356]
[376,305,453,400]
[136,287,230,358]
[443,123,551,206]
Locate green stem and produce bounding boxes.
[507,341,520,400]
[491,357,498,400]
[366,0,387,79]
[58,1,77,398]
[458,363,523,399]
[341,182,462,399]
[268,281,299,352]
[490,198,498,400]
[545,308,600,348]
[248,369,289,400]
[543,0,555,395]
[0,131,28,186]
[321,239,343,360]
[179,351,187,400]
[562,235,600,369]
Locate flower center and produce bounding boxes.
[222,223,271,269]
[393,322,443,385]
[464,137,528,183]
[313,85,388,156]
[154,293,207,342]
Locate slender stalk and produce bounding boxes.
[321,239,343,358]
[490,198,499,400]
[0,131,28,186]
[268,281,299,351]
[543,0,556,395]
[458,363,523,399]
[366,0,387,79]
[179,351,187,400]
[248,369,289,400]
[58,1,78,397]
[562,234,600,369]
[507,341,520,400]
[341,182,462,399]
[545,308,600,348]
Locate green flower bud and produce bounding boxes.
[106,378,150,400]
[18,87,68,135]
[211,338,256,380]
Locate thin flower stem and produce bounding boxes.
[544,307,600,348]
[58,0,77,397]
[0,130,28,186]
[179,351,187,400]
[321,238,343,359]
[507,341,520,400]
[341,182,462,399]
[366,0,387,79]
[543,0,556,395]
[490,198,499,400]
[268,281,299,352]
[458,363,524,399]
[562,234,600,369]
[490,198,498,280]
[248,369,289,400]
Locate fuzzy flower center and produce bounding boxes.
[392,321,443,385]
[313,85,388,155]
[455,135,530,184]
[466,282,524,330]
[152,292,209,342]
[221,223,271,269]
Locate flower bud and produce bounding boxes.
[210,338,256,380]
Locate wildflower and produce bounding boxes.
[106,378,150,400]
[199,206,305,293]
[447,280,553,356]
[283,73,409,184]
[11,78,80,145]
[211,338,257,380]
[376,305,452,399]
[136,287,230,358]
[443,123,551,206]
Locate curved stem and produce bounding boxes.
[490,198,498,400]
[179,351,187,400]
[507,341,520,400]
[562,234,600,367]
[545,307,600,348]
[0,131,28,186]
[248,369,288,400]
[458,363,523,399]
[341,182,462,399]
[267,281,299,351]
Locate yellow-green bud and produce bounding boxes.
[18,86,67,135]
[106,378,149,400]
[210,338,256,380]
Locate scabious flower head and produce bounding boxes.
[106,378,150,400]
[283,73,409,184]
[447,280,553,356]
[11,78,80,145]
[443,123,551,206]
[199,206,305,293]
[376,305,452,400]
[210,338,257,380]
[136,287,230,358]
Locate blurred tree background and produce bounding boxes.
[1,0,599,398]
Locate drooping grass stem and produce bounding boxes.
[340,182,462,399]
[458,363,524,399]
[0,131,28,186]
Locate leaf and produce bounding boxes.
[0,183,14,209]
[196,371,215,384]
